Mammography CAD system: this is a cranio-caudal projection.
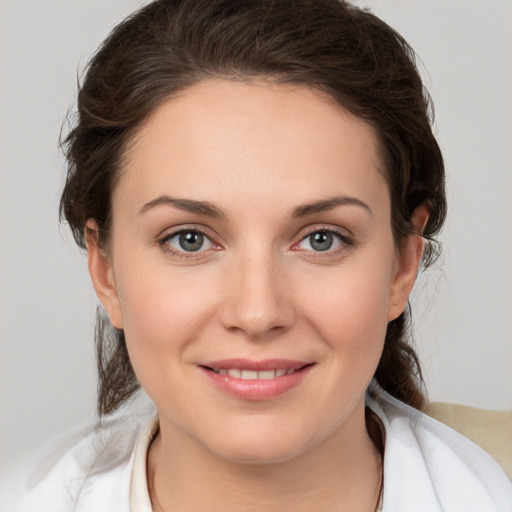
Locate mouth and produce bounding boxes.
[199,359,315,400]
[206,368,297,379]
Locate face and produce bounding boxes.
[88,79,423,464]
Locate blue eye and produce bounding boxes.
[297,230,345,252]
[164,230,213,252]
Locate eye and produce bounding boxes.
[296,230,349,252]
[163,230,214,253]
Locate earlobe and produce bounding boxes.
[387,203,430,321]
[85,220,124,329]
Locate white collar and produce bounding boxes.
[130,415,159,511]
[127,391,511,512]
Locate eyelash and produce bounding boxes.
[158,226,219,260]
[157,225,354,260]
[292,226,354,259]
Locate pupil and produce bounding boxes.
[311,232,332,251]
[179,231,203,251]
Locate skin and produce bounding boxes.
[86,79,428,511]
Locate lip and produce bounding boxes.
[199,358,315,401]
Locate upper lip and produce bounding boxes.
[200,358,312,371]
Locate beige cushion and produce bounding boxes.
[425,402,512,480]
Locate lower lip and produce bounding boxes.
[201,366,314,401]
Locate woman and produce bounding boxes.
[1,0,510,510]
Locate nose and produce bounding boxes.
[218,250,295,339]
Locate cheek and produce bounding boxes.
[298,257,394,358]
[113,256,220,384]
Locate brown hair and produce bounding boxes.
[60,0,446,416]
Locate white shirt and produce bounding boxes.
[1,390,511,512]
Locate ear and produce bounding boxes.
[387,203,430,322]
[85,219,124,329]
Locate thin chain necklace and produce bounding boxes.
[148,408,385,512]
[149,457,384,512]
[371,454,384,512]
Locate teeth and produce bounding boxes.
[217,369,292,380]
[257,370,275,380]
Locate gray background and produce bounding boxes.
[1,0,511,477]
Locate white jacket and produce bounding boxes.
[1,390,511,512]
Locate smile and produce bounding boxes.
[211,368,295,379]
[200,359,315,400]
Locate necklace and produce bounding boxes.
[149,453,384,512]
[366,407,385,512]
[371,455,384,512]
[148,410,386,512]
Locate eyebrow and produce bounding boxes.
[139,194,372,219]
[139,195,226,218]
[292,195,373,218]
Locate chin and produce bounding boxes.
[215,442,305,466]
[203,422,317,465]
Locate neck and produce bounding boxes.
[148,403,383,512]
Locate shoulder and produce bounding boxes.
[368,389,512,512]
[0,402,155,512]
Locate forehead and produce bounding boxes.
[116,79,388,214]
